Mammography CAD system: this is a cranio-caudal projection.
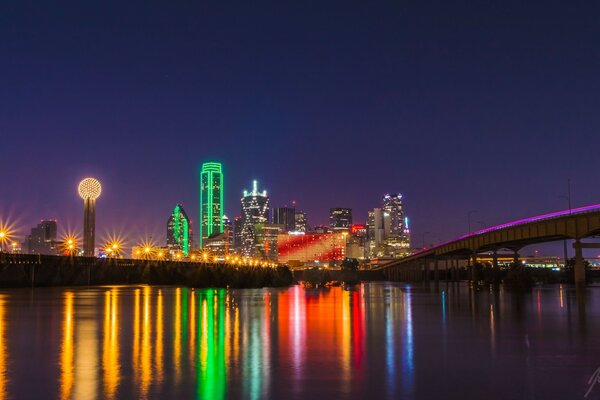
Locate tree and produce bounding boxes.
[341,258,359,272]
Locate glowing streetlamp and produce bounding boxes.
[0,230,6,252]
[78,178,102,257]
[62,235,79,256]
[104,240,122,258]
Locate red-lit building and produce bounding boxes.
[277,232,346,264]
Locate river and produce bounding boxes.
[0,282,596,399]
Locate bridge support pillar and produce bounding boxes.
[574,240,586,287]
[445,259,450,283]
[423,261,429,283]
[513,250,520,266]
[492,250,498,284]
[471,252,478,283]
[452,258,457,282]
[434,257,439,285]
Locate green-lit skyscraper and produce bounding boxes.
[167,204,192,256]
[200,162,224,248]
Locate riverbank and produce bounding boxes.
[0,254,292,288]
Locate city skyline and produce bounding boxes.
[1,166,598,258]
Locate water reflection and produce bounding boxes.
[60,292,74,400]
[0,283,598,399]
[0,296,7,400]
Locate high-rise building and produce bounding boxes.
[204,215,234,257]
[366,194,411,258]
[329,208,352,232]
[382,194,407,236]
[295,211,308,232]
[272,207,296,232]
[240,180,269,257]
[199,162,224,248]
[222,215,233,255]
[167,204,192,256]
[254,224,282,261]
[78,177,102,257]
[25,220,58,255]
[233,216,244,253]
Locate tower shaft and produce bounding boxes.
[83,198,96,257]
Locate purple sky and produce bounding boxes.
[1,1,600,256]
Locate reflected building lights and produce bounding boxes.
[60,292,74,400]
[173,288,182,382]
[75,296,98,400]
[341,290,351,391]
[102,289,120,398]
[0,297,6,400]
[155,290,164,385]
[291,285,306,395]
[559,285,564,308]
[190,290,196,365]
[401,290,414,397]
[385,288,395,397]
[140,286,151,398]
[132,288,140,389]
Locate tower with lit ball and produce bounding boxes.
[78,178,102,257]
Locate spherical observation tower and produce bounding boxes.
[78,178,102,257]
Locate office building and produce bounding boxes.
[273,207,296,232]
[199,162,224,248]
[166,204,192,256]
[240,180,270,257]
[330,208,352,232]
[295,211,308,232]
[25,220,58,255]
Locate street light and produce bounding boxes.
[0,230,7,252]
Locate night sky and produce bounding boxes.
[2,1,599,254]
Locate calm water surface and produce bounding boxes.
[0,282,598,399]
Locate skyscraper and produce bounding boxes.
[233,216,244,253]
[329,208,352,232]
[382,194,407,236]
[167,204,192,256]
[78,177,102,257]
[204,215,233,257]
[272,207,296,232]
[367,194,411,258]
[240,180,269,257]
[222,215,233,255]
[199,162,224,248]
[295,211,308,232]
[25,220,58,255]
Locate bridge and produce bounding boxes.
[378,203,600,285]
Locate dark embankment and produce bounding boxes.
[0,254,293,288]
[293,268,385,285]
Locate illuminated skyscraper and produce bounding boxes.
[240,180,269,257]
[382,194,407,236]
[167,204,192,256]
[295,211,308,232]
[366,194,411,258]
[199,162,224,248]
[330,208,352,232]
[78,177,102,257]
